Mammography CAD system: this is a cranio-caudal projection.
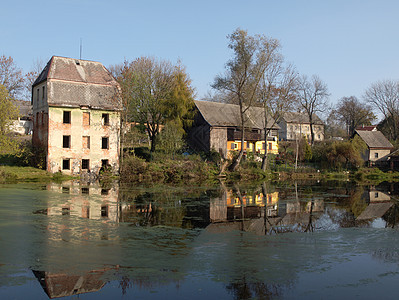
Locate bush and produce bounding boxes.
[134,147,152,162]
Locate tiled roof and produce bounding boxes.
[32,56,122,111]
[194,100,279,130]
[280,111,324,125]
[355,130,393,149]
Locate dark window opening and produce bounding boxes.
[63,111,71,124]
[42,86,45,100]
[62,207,70,216]
[102,113,109,125]
[101,159,109,168]
[375,153,379,158]
[36,88,39,103]
[82,159,89,170]
[81,187,89,194]
[101,205,108,217]
[62,187,70,194]
[268,143,272,150]
[62,159,70,170]
[84,207,90,219]
[101,188,109,195]
[83,136,90,149]
[102,137,109,149]
[63,135,71,148]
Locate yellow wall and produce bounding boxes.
[227,140,278,157]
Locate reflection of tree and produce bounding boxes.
[226,278,283,299]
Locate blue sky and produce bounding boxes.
[2,0,399,106]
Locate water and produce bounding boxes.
[1,181,399,299]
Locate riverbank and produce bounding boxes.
[0,166,76,183]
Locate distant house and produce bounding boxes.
[32,56,122,175]
[278,112,324,142]
[354,129,393,166]
[188,100,279,158]
[10,100,33,135]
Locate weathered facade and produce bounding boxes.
[354,129,393,166]
[32,56,122,175]
[278,112,324,142]
[188,100,279,158]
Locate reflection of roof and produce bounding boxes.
[356,202,393,220]
[32,269,108,298]
[32,56,122,111]
[280,111,324,125]
[194,100,279,130]
[355,130,393,149]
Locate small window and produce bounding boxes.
[83,112,90,126]
[63,111,71,124]
[62,187,70,194]
[101,189,109,195]
[102,137,109,149]
[83,207,90,219]
[63,135,71,148]
[318,134,321,139]
[62,159,70,170]
[42,86,45,100]
[36,88,39,103]
[81,187,89,194]
[62,207,70,216]
[101,159,109,168]
[83,136,90,149]
[102,113,109,126]
[262,142,266,150]
[101,205,108,217]
[82,159,89,170]
[268,143,272,150]
[375,192,379,198]
[231,143,236,150]
[375,153,379,158]
[246,142,250,148]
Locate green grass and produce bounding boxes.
[0,166,76,183]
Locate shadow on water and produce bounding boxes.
[3,180,399,298]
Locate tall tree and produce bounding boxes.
[295,75,329,145]
[0,84,19,153]
[0,55,25,99]
[335,96,376,137]
[115,57,195,153]
[364,79,399,140]
[212,28,270,170]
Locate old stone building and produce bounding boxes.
[32,56,122,174]
[278,112,324,142]
[188,100,279,158]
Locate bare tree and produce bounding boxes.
[295,75,329,145]
[258,63,298,170]
[335,96,376,137]
[364,79,399,140]
[0,55,25,99]
[212,28,271,170]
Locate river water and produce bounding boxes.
[1,180,399,299]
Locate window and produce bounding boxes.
[82,159,89,170]
[262,142,266,150]
[62,207,70,216]
[102,137,109,149]
[101,159,109,168]
[82,112,90,126]
[231,143,236,150]
[247,141,250,148]
[268,143,272,150]
[81,187,89,194]
[101,189,109,195]
[375,192,379,198]
[36,88,39,103]
[375,153,379,158]
[101,205,108,217]
[318,134,321,140]
[42,86,45,102]
[63,135,71,148]
[62,187,70,194]
[82,136,90,149]
[62,159,70,170]
[63,111,71,124]
[102,113,109,126]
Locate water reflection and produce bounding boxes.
[2,181,399,299]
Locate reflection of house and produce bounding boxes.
[354,129,393,166]
[10,100,33,135]
[33,269,111,299]
[32,56,122,174]
[357,188,393,221]
[188,100,279,159]
[278,112,324,142]
[46,181,119,222]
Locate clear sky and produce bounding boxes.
[2,0,399,106]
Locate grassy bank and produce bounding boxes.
[0,166,76,183]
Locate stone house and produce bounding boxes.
[188,100,279,158]
[278,112,324,142]
[32,56,122,175]
[354,129,393,166]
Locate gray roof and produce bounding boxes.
[356,202,393,220]
[280,111,324,125]
[13,100,32,116]
[194,100,279,130]
[32,56,122,111]
[355,130,393,149]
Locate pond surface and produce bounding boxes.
[1,180,399,299]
